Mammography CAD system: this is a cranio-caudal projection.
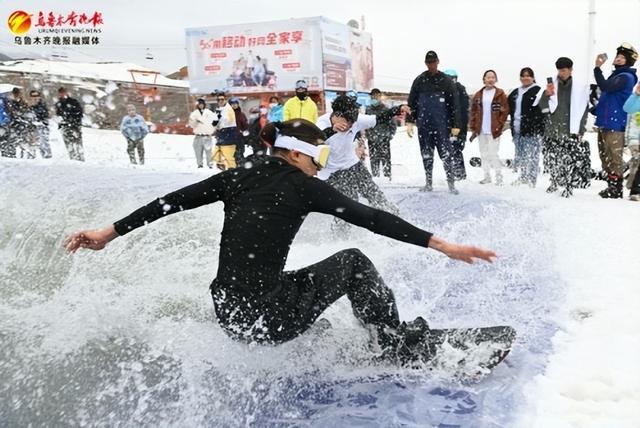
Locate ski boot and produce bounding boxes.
[599,174,623,199]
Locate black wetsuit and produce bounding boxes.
[114,157,432,343]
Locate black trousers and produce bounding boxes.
[417,127,455,183]
[546,136,591,189]
[368,137,391,178]
[0,125,15,158]
[326,162,397,214]
[451,134,467,180]
[211,249,400,344]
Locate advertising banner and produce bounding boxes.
[185,18,322,94]
[320,17,373,93]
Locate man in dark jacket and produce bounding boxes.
[29,90,51,158]
[538,57,590,198]
[55,87,84,161]
[6,87,36,159]
[593,43,638,198]
[408,51,460,193]
[365,88,397,179]
[444,69,469,180]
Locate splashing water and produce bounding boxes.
[0,162,562,426]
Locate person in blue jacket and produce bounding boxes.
[120,104,149,165]
[0,93,10,157]
[408,51,460,194]
[593,43,638,198]
[267,96,283,123]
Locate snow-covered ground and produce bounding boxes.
[1,125,638,427]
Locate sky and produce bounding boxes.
[2,0,639,92]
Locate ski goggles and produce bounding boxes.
[274,135,330,169]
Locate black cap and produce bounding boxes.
[370,88,381,96]
[555,57,573,69]
[617,43,638,67]
[425,51,439,63]
[197,97,206,104]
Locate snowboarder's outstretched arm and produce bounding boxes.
[64,172,230,254]
[304,177,496,264]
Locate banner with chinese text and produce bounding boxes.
[185,18,322,94]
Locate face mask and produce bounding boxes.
[260,108,268,114]
[296,91,307,100]
[269,103,277,108]
[370,99,380,106]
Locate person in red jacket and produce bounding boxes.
[230,97,248,165]
[469,70,510,185]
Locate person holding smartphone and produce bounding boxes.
[593,43,639,199]
[538,57,591,198]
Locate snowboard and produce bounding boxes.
[377,323,516,375]
[309,319,516,376]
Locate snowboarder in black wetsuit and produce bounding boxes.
[64,119,496,363]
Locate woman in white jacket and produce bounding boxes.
[188,98,216,168]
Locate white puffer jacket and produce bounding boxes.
[189,108,216,135]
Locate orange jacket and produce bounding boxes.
[469,87,510,139]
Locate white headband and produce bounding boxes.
[273,135,322,159]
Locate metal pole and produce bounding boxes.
[587,0,596,82]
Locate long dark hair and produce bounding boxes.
[260,119,326,148]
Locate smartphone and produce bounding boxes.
[546,77,553,84]
[600,52,608,61]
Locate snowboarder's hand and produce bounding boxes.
[451,128,460,137]
[428,236,496,264]
[63,226,119,254]
[443,243,496,264]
